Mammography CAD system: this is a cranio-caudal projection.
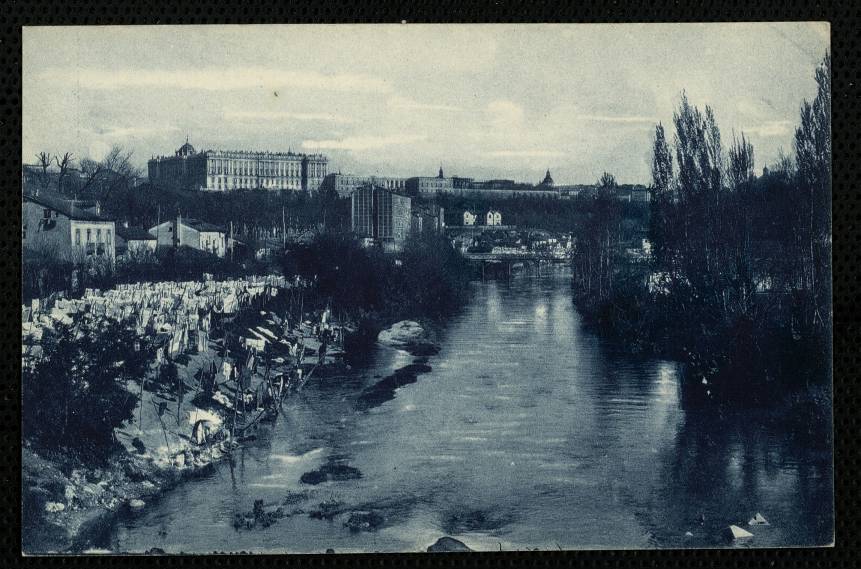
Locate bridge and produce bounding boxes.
[462,251,570,262]
[462,250,571,278]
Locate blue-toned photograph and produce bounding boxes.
[21,23,833,554]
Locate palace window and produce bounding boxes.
[86,228,91,242]
[75,228,81,245]
[96,228,102,242]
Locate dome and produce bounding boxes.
[176,140,196,157]
[541,169,554,186]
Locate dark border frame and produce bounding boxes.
[3,1,857,567]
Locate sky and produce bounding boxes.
[22,23,829,185]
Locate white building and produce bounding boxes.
[463,211,477,226]
[148,216,227,258]
[486,210,502,226]
[22,192,115,263]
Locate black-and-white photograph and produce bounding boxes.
[20,24,833,554]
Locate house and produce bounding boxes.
[148,216,227,258]
[115,225,157,257]
[485,210,502,226]
[463,210,477,226]
[22,191,116,262]
[351,185,412,251]
[411,204,446,235]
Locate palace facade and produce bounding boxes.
[147,140,328,193]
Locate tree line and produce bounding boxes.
[571,53,832,410]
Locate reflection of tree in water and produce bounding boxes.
[646,409,833,547]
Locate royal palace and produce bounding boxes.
[147,140,328,193]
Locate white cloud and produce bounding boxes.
[576,114,657,124]
[301,134,426,151]
[41,67,392,94]
[223,110,353,123]
[484,149,565,158]
[387,96,462,112]
[742,120,794,137]
[95,125,181,138]
[487,100,525,126]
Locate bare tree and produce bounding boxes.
[80,145,142,197]
[34,152,52,195]
[54,152,74,195]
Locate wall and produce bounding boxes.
[22,200,72,259]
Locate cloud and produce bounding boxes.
[741,120,794,137]
[224,110,353,123]
[387,96,462,112]
[94,125,181,138]
[487,100,525,125]
[484,149,565,158]
[41,67,392,94]
[301,134,426,151]
[575,114,657,124]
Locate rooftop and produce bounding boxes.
[116,226,157,241]
[23,191,112,222]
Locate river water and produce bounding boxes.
[109,265,833,552]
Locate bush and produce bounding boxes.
[282,232,475,327]
[22,320,153,462]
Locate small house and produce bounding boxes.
[116,225,157,257]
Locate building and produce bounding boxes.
[411,203,446,234]
[147,139,328,193]
[486,210,503,226]
[115,226,157,257]
[22,192,115,262]
[405,166,454,196]
[463,211,477,226]
[351,185,412,250]
[148,216,228,258]
[321,173,407,198]
[538,169,555,187]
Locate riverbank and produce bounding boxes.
[22,278,353,554]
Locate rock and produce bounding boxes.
[24,486,50,517]
[325,548,335,554]
[145,548,166,555]
[129,499,146,510]
[131,437,146,454]
[44,501,65,513]
[64,485,76,504]
[684,531,694,537]
[344,510,385,532]
[377,320,425,347]
[724,525,754,540]
[427,536,472,552]
[748,513,769,526]
[174,453,186,468]
[300,463,362,485]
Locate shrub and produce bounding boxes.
[22,319,153,462]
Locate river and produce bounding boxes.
[108,265,833,552]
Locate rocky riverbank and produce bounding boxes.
[23,316,441,554]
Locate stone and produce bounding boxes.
[748,513,769,526]
[44,501,65,513]
[174,453,186,468]
[377,321,425,347]
[129,499,146,510]
[725,525,754,540]
[427,536,473,552]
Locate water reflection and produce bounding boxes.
[110,265,832,552]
